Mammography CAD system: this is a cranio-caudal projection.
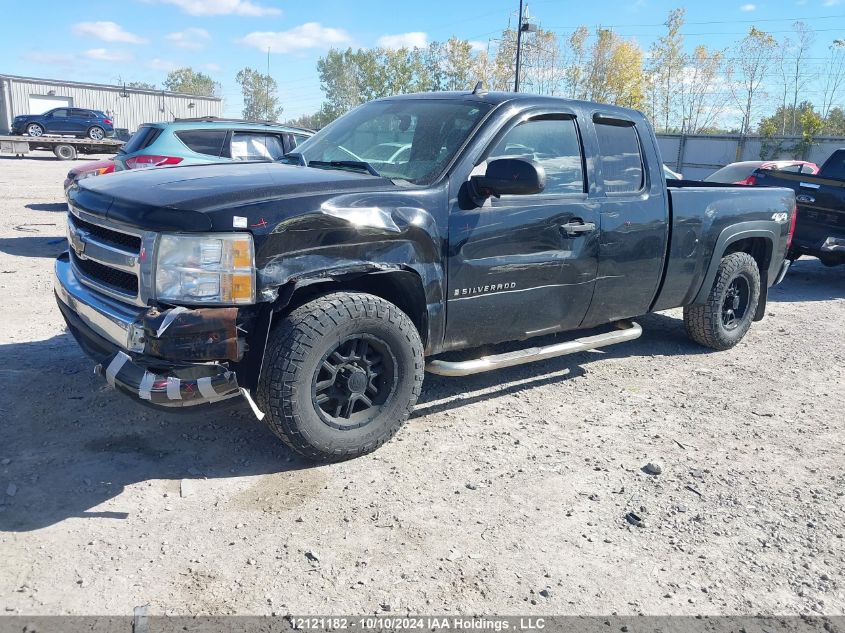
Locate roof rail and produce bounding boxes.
[172,116,315,132]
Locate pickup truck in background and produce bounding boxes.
[752,148,845,266]
[56,90,796,462]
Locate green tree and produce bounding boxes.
[584,29,645,109]
[235,67,283,122]
[163,67,217,97]
[823,106,845,136]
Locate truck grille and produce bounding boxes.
[67,210,145,305]
[72,215,142,251]
[70,252,139,295]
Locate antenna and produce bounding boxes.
[472,81,487,95]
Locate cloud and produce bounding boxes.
[84,48,134,62]
[153,0,281,16]
[468,40,487,53]
[72,21,146,44]
[166,27,211,50]
[823,0,841,6]
[240,22,351,53]
[149,58,178,71]
[204,62,222,72]
[739,3,756,10]
[376,32,428,50]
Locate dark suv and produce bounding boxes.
[11,108,114,140]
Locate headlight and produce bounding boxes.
[154,233,255,305]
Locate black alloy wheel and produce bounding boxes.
[312,334,397,429]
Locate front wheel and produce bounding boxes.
[257,292,424,462]
[684,252,761,350]
[26,123,43,137]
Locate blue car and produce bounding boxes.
[11,108,114,140]
[113,118,312,170]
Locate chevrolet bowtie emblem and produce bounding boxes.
[69,226,86,256]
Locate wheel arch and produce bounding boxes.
[236,267,434,392]
[692,223,778,316]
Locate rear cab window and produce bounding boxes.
[174,129,228,157]
[593,117,644,194]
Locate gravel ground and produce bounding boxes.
[0,153,843,617]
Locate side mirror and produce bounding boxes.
[470,158,545,199]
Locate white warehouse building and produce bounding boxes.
[0,74,223,135]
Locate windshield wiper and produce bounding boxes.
[309,160,381,177]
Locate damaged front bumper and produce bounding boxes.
[54,253,242,408]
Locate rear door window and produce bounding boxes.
[594,119,644,193]
[230,132,286,161]
[174,129,228,157]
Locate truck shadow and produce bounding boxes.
[25,202,67,212]
[417,311,705,416]
[768,258,844,303]
[0,333,316,533]
[0,236,67,259]
[0,306,786,532]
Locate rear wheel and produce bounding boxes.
[26,123,43,137]
[684,252,760,350]
[87,126,105,140]
[53,144,77,160]
[257,292,424,462]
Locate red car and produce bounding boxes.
[704,160,819,185]
[63,158,115,191]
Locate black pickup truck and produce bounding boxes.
[752,148,845,266]
[56,91,795,461]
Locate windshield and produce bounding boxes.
[704,163,760,183]
[289,99,493,185]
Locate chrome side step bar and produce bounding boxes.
[425,320,642,377]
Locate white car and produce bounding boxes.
[361,142,411,164]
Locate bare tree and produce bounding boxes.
[563,26,589,99]
[729,27,778,137]
[786,22,815,135]
[820,39,845,123]
[678,45,726,134]
[648,8,686,131]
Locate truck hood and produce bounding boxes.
[70,161,396,232]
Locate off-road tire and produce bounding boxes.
[257,292,424,462]
[684,252,760,350]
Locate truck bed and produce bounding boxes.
[652,180,796,311]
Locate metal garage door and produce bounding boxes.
[28,94,73,114]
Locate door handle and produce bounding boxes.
[560,221,596,236]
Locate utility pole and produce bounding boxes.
[514,0,524,92]
[513,1,536,92]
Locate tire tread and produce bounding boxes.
[257,292,424,462]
